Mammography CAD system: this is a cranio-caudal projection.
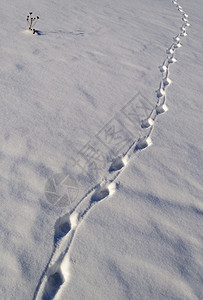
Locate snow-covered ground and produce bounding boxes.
[0,0,202,299]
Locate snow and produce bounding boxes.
[0,0,202,299]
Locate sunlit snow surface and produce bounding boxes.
[0,0,202,299]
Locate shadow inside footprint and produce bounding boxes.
[54,214,71,244]
[42,272,64,300]
[109,157,125,172]
[135,136,152,150]
[91,187,109,202]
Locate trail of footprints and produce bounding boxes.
[34,1,190,299]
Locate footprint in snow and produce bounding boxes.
[54,214,71,244]
[156,103,168,115]
[135,136,152,150]
[141,117,154,129]
[168,56,177,64]
[91,182,116,203]
[109,155,128,172]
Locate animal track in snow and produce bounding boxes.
[168,55,177,64]
[42,253,70,300]
[34,1,191,299]
[54,214,71,243]
[91,182,116,203]
[166,47,174,55]
[41,212,79,299]
[182,17,188,22]
[174,35,181,42]
[174,42,182,48]
[160,65,168,73]
[163,69,172,86]
[135,136,152,150]
[141,117,154,129]
[180,32,187,37]
[157,87,166,98]
[156,103,169,114]
[109,155,128,172]
[163,77,172,86]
